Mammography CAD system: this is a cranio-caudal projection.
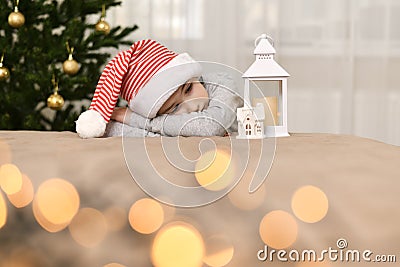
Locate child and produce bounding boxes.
[76,39,242,138]
[105,72,242,137]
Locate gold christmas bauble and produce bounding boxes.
[47,92,64,110]
[0,65,10,81]
[62,58,80,75]
[95,18,110,35]
[8,11,25,28]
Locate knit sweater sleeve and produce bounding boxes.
[148,72,243,137]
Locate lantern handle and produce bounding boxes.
[255,34,274,47]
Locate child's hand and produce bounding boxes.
[111,107,132,124]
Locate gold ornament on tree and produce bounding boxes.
[0,52,10,81]
[8,0,25,28]
[95,4,111,35]
[47,75,65,110]
[62,42,80,75]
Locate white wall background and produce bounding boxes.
[109,0,400,146]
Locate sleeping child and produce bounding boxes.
[75,39,242,138]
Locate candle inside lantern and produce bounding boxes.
[252,97,278,126]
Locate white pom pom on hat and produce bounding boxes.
[75,39,202,138]
[76,110,106,138]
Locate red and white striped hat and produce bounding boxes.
[76,39,202,138]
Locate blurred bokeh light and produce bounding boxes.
[129,198,164,234]
[33,196,70,232]
[35,178,80,225]
[0,191,7,229]
[151,221,205,267]
[7,173,34,208]
[259,210,298,249]
[291,185,329,223]
[69,207,108,248]
[195,149,234,191]
[0,163,23,195]
[203,235,234,267]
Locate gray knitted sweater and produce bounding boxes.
[104,72,243,137]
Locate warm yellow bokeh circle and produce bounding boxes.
[8,173,34,208]
[259,210,298,249]
[32,196,69,233]
[152,222,205,267]
[0,192,7,229]
[69,208,108,248]
[0,163,23,195]
[129,198,164,234]
[195,149,234,191]
[203,235,234,267]
[291,185,329,223]
[35,178,80,225]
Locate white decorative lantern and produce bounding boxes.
[237,34,290,139]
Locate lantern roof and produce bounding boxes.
[254,35,276,55]
[243,59,289,78]
[243,34,290,78]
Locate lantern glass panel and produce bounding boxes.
[249,80,281,127]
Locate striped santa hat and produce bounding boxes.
[76,39,202,138]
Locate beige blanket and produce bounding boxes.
[0,131,399,266]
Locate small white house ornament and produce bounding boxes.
[237,34,290,139]
[237,103,265,138]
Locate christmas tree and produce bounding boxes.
[0,0,138,131]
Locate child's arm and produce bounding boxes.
[111,107,150,129]
[107,108,154,137]
[111,107,131,124]
[142,73,243,136]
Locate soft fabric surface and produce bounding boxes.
[0,131,399,266]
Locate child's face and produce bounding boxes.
[158,79,209,115]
